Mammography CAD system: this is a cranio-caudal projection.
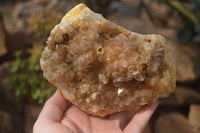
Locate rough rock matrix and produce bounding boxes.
[40,3,176,116]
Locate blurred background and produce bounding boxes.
[0,0,200,133]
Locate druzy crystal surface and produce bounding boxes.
[40,3,176,116]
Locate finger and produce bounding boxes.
[108,111,129,128]
[123,101,159,133]
[38,89,68,122]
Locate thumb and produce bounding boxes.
[123,101,159,133]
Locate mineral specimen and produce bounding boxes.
[40,3,176,117]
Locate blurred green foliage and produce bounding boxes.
[6,1,63,104]
[7,45,56,104]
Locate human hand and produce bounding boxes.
[33,89,159,133]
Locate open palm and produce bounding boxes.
[34,90,158,133]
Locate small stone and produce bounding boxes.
[159,87,200,106]
[155,113,195,133]
[188,104,200,132]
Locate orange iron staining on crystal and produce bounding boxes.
[40,3,176,117]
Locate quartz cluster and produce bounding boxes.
[40,3,176,116]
